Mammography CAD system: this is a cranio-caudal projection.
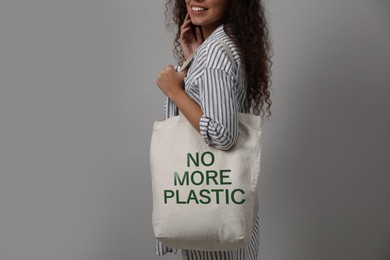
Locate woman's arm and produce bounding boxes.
[156,43,240,151]
[156,66,239,151]
[198,67,239,150]
[156,65,203,132]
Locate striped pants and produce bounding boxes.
[155,213,260,260]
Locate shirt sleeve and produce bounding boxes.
[155,239,178,255]
[198,42,239,150]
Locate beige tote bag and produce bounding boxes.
[150,39,263,251]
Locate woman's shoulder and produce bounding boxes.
[201,27,240,74]
[199,25,237,54]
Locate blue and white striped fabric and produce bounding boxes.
[156,24,260,260]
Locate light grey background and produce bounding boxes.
[0,0,389,260]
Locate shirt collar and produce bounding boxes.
[204,24,224,42]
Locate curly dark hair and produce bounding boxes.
[164,0,273,119]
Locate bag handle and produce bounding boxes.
[213,38,235,69]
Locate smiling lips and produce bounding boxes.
[192,6,208,12]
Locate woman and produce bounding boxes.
[155,0,272,259]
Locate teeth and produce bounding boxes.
[192,6,206,12]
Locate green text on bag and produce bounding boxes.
[163,152,246,205]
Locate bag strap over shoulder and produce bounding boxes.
[213,38,236,69]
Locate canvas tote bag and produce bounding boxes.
[150,39,262,251]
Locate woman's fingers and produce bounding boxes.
[160,64,174,74]
[195,26,203,43]
[158,65,175,79]
[180,14,191,30]
[184,12,190,23]
[180,27,192,40]
[179,13,205,60]
[156,64,185,98]
[182,16,191,27]
[180,22,192,39]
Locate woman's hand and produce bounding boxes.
[156,64,187,101]
[180,13,204,60]
[156,64,203,133]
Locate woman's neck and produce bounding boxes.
[201,23,222,39]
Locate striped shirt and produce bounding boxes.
[157,24,260,260]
